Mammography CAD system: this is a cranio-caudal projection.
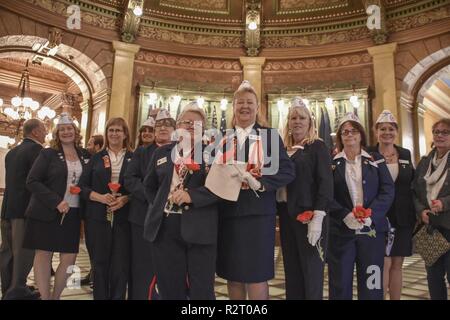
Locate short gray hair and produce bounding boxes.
[23,119,43,137]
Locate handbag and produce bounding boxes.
[412,223,450,267]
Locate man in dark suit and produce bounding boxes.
[0,119,47,299]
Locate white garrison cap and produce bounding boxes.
[155,109,173,122]
[178,101,206,123]
[236,80,256,93]
[291,96,307,109]
[376,110,397,124]
[339,112,362,126]
[142,117,155,128]
[56,112,74,126]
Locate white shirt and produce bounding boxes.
[64,159,82,208]
[235,123,255,147]
[387,163,399,182]
[334,150,371,207]
[107,148,126,183]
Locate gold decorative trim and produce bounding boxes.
[135,51,242,71]
[263,53,373,71]
[276,0,349,15]
[138,25,242,48]
[143,8,242,24]
[159,0,231,15]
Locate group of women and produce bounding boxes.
[20,80,449,300]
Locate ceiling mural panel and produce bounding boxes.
[279,0,344,11]
[138,26,242,48]
[160,0,230,14]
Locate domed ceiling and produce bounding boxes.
[10,0,450,55]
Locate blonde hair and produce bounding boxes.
[282,106,319,149]
[104,117,132,151]
[50,123,82,150]
[232,86,268,127]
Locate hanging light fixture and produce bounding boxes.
[1,60,55,123]
[197,96,205,108]
[277,98,285,112]
[349,85,360,108]
[220,98,228,111]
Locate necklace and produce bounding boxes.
[380,149,397,163]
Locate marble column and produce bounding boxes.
[109,41,140,126]
[239,57,267,122]
[367,42,398,126]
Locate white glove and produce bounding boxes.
[308,210,325,246]
[363,217,372,227]
[343,212,363,230]
[242,172,261,191]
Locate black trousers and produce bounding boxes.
[130,223,157,300]
[426,249,450,300]
[0,218,35,298]
[86,219,130,300]
[151,214,216,300]
[278,203,328,300]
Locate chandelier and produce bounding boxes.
[0,60,56,122]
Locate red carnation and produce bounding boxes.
[108,182,121,193]
[296,210,314,223]
[352,205,372,223]
[185,162,200,172]
[69,186,81,195]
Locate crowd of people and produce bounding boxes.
[0,80,449,300]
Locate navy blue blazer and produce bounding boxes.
[25,147,91,222]
[124,143,157,226]
[1,138,42,219]
[286,140,334,219]
[79,149,133,223]
[367,145,416,228]
[219,123,295,218]
[330,150,395,234]
[143,142,220,245]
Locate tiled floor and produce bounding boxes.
[17,241,440,300]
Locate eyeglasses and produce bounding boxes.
[341,129,360,136]
[108,128,123,134]
[432,130,450,137]
[155,119,174,128]
[177,120,203,128]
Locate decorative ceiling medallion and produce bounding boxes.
[276,0,349,15]
[160,0,231,15]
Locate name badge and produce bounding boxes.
[157,157,167,166]
[249,134,261,141]
[399,159,409,165]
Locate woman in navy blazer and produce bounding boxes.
[24,114,90,300]
[328,112,395,300]
[124,113,175,300]
[367,110,415,300]
[215,81,295,300]
[278,97,333,300]
[79,117,133,300]
[143,103,220,300]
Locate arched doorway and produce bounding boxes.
[399,46,450,162]
[0,35,109,140]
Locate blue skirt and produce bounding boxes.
[216,214,275,283]
[387,226,414,257]
[23,208,81,254]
